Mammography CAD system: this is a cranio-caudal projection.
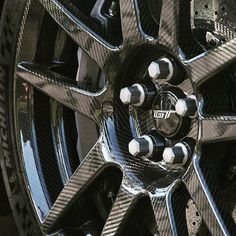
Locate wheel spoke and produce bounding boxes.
[158,0,180,54]
[151,188,178,236]
[101,184,140,236]
[38,0,116,69]
[17,62,104,120]
[200,116,236,143]
[119,0,142,43]
[186,38,236,86]
[184,156,231,236]
[42,140,107,234]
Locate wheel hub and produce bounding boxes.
[120,54,196,169]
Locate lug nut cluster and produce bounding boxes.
[120,58,197,167]
[128,135,191,167]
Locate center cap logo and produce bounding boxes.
[152,87,190,138]
[153,110,176,119]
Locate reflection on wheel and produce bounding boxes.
[0,0,236,235]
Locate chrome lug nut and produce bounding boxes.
[175,96,197,117]
[128,135,154,158]
[148,58,174,81]
[120,84,145,106]
[163,143,189,166]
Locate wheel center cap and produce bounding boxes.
[153,91,180,137]
[152,87,189,139]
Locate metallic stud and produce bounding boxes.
[128,135,154,158]
[120,84,145,106]
[175,96,197,117]
[163,143,189,166]
[108,0,119,17]
[206,31,221,47]
[148,58,174,81]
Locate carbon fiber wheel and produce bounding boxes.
[1,0,236,235]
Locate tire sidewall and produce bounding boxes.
[0,1,43,235]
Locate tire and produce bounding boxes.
[0,1,236,236]
[0,0,43,235]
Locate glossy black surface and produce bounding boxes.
[16,80,50,219]
[9,0,236,235]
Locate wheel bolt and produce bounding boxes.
[148,58,174,81]
[128,135,154,158]
[120,84,145,106]
[175,96,197,117]
[120,83,156,106]
[163,143,189,166]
